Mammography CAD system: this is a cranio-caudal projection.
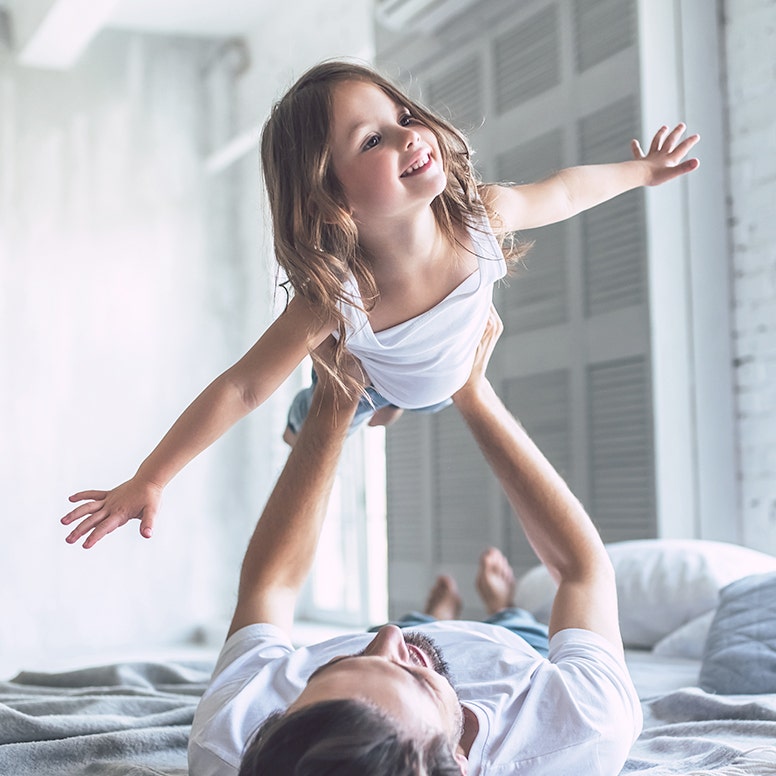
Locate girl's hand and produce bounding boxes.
[631,123,700,186]
[61,477,163,549]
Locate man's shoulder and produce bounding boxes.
[466,628,641,773]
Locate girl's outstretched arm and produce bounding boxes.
[485,123,699,233]
[61,296,335,549]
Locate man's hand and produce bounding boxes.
[454,305,503,403]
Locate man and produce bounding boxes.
[188,312,642,775]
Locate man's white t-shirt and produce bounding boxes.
[188,621,642,776]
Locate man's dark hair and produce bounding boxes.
[238,699,461,775]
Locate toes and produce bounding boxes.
[436,573,457,593]
[480,547,513,576]
[425,574,463,618]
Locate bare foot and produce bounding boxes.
[476,548,516,615]
[368,406,404,427]
[424,574,463,620]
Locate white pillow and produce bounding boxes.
[652,610,716,659]
[514,539,776,649]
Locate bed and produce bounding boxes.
[2,539,776,775]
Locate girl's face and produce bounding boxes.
[327,79,447,225]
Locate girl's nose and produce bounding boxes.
[364,625,410,661]
[401,126,421,149]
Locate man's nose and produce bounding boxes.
[364,625,410,661]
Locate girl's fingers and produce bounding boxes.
[61,500,104,524]
[631,139,645,160]
[678,158,700,174]
[83,516,126,549]
[66,510,109,543]
[69,490,108,502]
[663,123,687,154]
[672,134,700,160]
[649,125,669,154]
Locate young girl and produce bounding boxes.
[61,60,699,548]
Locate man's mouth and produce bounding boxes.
[401,152,432,177]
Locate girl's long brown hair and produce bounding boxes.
[260,59,527,398]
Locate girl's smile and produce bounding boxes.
[401,151,433,177]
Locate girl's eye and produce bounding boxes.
[399,113,414,126]
[363,134,380,151]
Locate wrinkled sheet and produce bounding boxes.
[4,660,776,775]
[0,661,213,776]
[622,688,776,775]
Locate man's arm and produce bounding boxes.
[453,312,622,654]
[227,343,361,639]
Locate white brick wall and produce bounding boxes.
[724,0,776,551]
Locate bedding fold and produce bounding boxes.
[0,661,213,776]
[622,688,776,774]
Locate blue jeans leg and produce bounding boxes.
[286,369,453,436]
[286,369,392,436]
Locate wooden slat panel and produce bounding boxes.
[496,129,567,333]
[579,97,646,317]
[502,370,571,572]
[587,356,656,541]
[386,416,426,562]
[494,6,561,114]
[432,408,492,564]
[573,0,635,73]
[426,55,484,132]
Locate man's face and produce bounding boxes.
[289,625,464,748]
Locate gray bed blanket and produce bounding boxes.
[622,687,776,775]
[0,661,213,776]
[4,663,776,775]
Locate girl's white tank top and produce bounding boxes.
[336,221,507,409]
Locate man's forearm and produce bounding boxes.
[453,379,607,584]
[229,384,359,636]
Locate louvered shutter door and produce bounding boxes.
[587,357,656,540]
[579,97,646,316]
[377,0,734,615]
[496,131,568,333]
[426,55,485,133]
[493,6,561,113]
[503,370,571,570]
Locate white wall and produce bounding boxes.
[205,0,376,627]
[0,31,231,677]
[0,2,374,678]
[723,0,776,552]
